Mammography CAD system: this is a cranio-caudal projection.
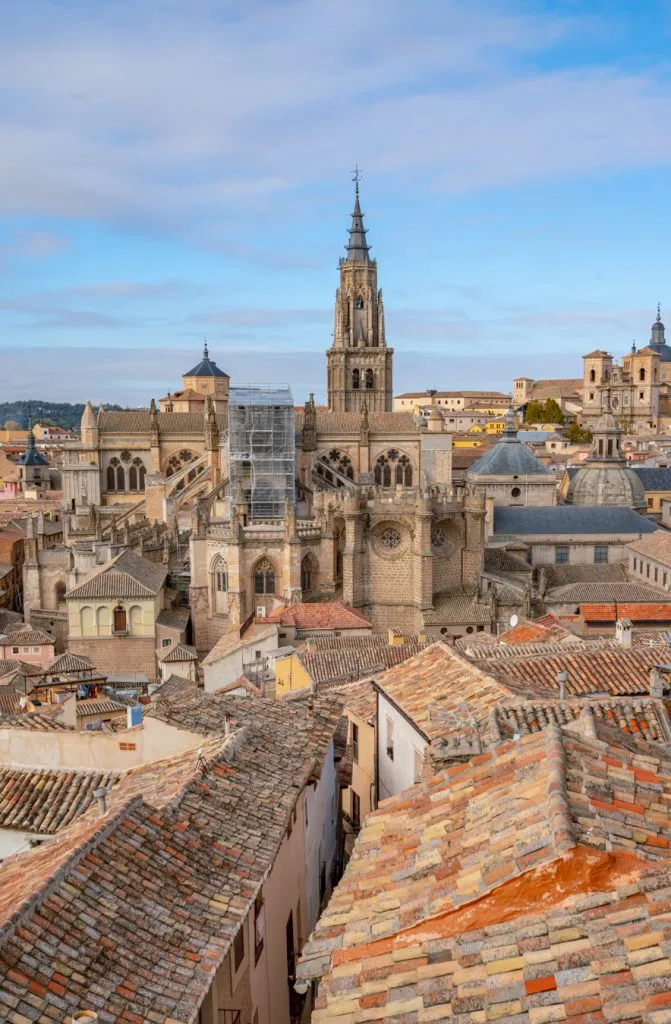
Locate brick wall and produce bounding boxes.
[68,636,158,679]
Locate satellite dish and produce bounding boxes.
[509,614,519,628]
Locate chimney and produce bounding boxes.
[93,787,108,817]
[73,1013,98,1023]
[388,628,404,646]
[615,618,632,647]
[557,671,568,701]
[650,666,668,700]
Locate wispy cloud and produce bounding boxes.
[0,0,668,234]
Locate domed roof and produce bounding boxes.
[468,412,552,478]
[595,412,619,432]
[566,464,646,511]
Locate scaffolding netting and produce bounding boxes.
[227,385,296,520]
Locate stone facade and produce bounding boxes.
[326,184,393,413]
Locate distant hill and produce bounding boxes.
[0,401,133,433]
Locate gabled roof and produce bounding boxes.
[297,637,433,688]
[0,766,120,833]
[0,691,343,1022]
[66,548,168,599]
[490,644,671,696]
[264,600,371,630]
[0,627,54,647]
[45,652,95,674]
[158,641,198,663]
[628,528,671,563]
[374,643,514,742]
[495,504,659,536]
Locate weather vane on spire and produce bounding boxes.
[351,164,362,194]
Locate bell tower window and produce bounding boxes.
[589,369,595,383]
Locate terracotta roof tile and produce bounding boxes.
[66,548,168,599]
[582,601,671,622]
[299,637,433,687]
[0,766,120,833]
[157,640,198,663]
[0,691,343,1022]
[264,600,372,630]
[490,645,671,697]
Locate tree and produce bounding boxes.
[3,420,20,430]
[544,398,564,425]
[567,422,593,444]
[524,400,544,424]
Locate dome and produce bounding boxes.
[595,412,619,432]
[468,418,552,478]
[566,464,646,511]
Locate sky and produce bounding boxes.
[2,0,671,406]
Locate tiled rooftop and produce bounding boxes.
[298,638,433,687]
[330,679,377,723]
[264,600,372,630]
[375,643,514,743]
[0,691,343,1022]
[491,645,671,697]
[489,698,671,745]
[629,528,671,563]
[299,725,671,1020]
[157,640,198,663]
[66,547,168,599]
[0,766,120,834]
[582,601,671,622]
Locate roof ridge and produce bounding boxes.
[543,723,576,855]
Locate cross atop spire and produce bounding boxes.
[346,168,371,262]
[203,340,209,359]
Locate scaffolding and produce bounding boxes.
[227,385,296,520]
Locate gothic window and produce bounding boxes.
[321,449,354,482]
[639,367,646,382]
[212,557,228,614]
[129,465,138,491]
[120,450,132,463]
[375,450,412,488]
[355,296,364,309]
[254,557,276,595]
[395,455,412,486]
[139,464,146,490]
[352,369,360,390]
[106,465,116,491]
[431,525,445,549]
[215,563,228,592]
[301,555,318,594]
[589,369,595,383]
[116,465,125,491]
[365,368,374,390]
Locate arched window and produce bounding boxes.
[254,557,276,595]
[365,368,374,390]
[215,563,228,592]
[116,465,125,491]
[598,439,604,456]
[97,606,111,635]
[375,450,412,488]
[352,368,360,390]
[55,582,66,608]
[639,367,646,382]
[129,465,138,491]
[107,465,116,491]
[139,465,146,490]
[607,439,613,456]
[355,296,364,309]
[589,369,595,383]
[301,555,318,594]
[211,557,229,614]
[395,455,413,486]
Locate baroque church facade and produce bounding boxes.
[63,184,490,649]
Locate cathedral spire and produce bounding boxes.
[346,166,370,262]
[651,302,666,348]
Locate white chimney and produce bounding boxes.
[615,618,632,647]
[557,671,568,701]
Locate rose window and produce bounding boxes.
[379,527,401,550]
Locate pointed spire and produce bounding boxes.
[26,406,36,454]
[501,407,518,441]
[203,340,209,359]
[346,167,371,262]
[651,303,666,347]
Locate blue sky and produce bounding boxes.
[2,0,671,405]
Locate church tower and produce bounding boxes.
[327,175,393,412]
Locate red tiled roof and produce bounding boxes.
[263,600,372,630]
[492,645,671,696]
[582,601,671,622]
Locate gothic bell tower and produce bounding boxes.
[327,174,393,412]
